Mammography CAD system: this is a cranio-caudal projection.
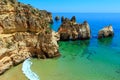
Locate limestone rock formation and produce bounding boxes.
[61,17,70,23]
[70,16,76,23]
[61,16,76,23]
[0,0,60,74]
[55,16,60,21]
[0,0,53,34]
[58,17,91,41]
[98,25,114,39]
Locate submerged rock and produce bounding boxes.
[98,25,114,39]
[55,16,60,21]
[0,0,60,75]
[58,17,91,41]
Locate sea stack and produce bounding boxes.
[0,0,60,74]
[98,25,114,39]
[61,16,65,22]
[58,17,91,41]
[55,16,60,21]
[70,16,76,23]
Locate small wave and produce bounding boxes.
[22,58,40,80]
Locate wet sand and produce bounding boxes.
[0,63,27,80]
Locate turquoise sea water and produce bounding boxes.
[29,13,120,80]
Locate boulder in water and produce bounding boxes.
[98,25,114,39]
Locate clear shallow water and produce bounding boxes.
[31,40,120,80]
[31,13,120,80]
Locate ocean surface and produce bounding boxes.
[1,13,120,80]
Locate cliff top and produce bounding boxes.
[0,0,53,34]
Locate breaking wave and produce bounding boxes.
[22,58,40,80]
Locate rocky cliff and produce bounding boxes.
[58,17,91,41]
[0,0,60,74]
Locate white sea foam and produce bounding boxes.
[22,58,40,80]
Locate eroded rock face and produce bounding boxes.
[98,25,114,39]
[58,17,91,41]
[0,0,53,34]
[0,0,60,74]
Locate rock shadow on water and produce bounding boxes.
[98,37,113,46]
